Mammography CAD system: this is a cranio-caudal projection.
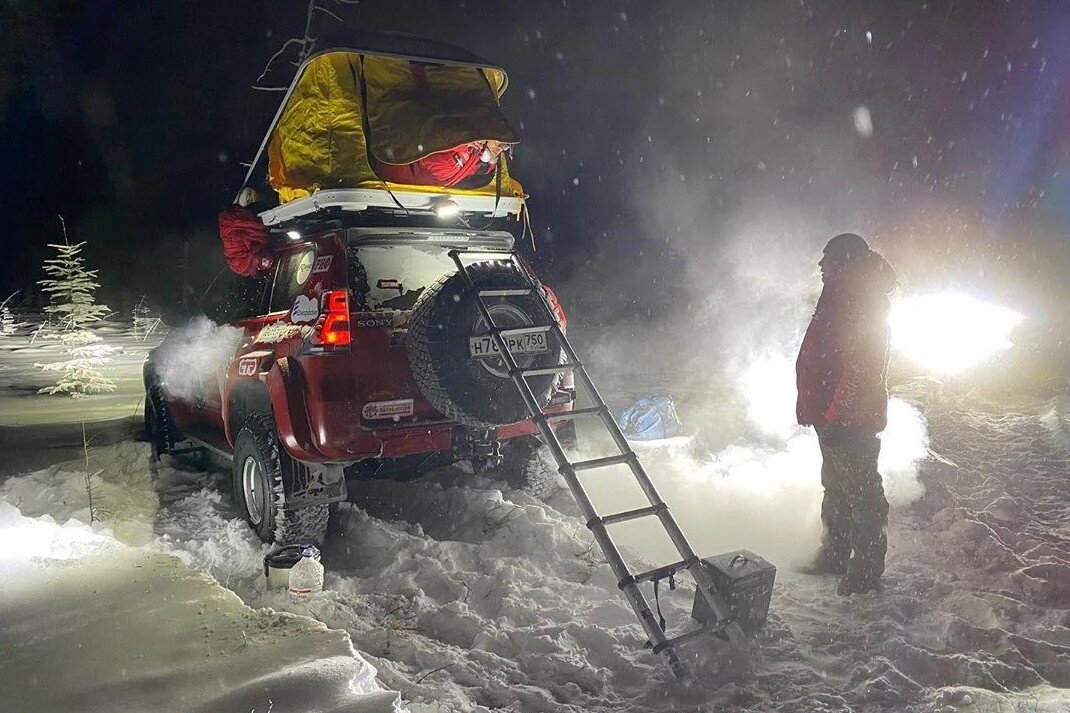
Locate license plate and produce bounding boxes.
[469,329,549,358]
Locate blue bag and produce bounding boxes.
[617,395,681,441]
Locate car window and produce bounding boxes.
[269,248,316,313]
[202,270,268,323]
[346,244,458,311]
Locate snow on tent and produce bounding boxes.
[240,33,526,224]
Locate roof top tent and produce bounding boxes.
[238,31,526,226]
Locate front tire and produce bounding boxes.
[145,385,180,462]
[231,412,329,545]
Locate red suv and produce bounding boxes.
[144,224,574,545]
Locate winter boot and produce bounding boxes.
[837,570,881,596]
[837,552,884,595]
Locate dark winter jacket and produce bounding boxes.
[796,251,896,433]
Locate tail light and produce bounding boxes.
[542,285,567,330]
[313,290,350,347]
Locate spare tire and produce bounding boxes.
[406,260,565,428]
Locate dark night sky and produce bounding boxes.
[3,0,1070,344]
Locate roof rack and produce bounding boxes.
[257,188,522,226]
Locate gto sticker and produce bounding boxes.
[361,398,415,420]
[237,357,258,377]
[312,255,333,273]
[290,294,319,324]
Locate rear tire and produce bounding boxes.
[497,435,563,498]
[231,412,329,546]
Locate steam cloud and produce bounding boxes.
[153,316,244,404]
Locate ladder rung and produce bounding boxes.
[479,288,532,298]
[591,503,666,528]
[497,325,551,337]
[453,251,515,262]
[545,405,606,422]
[626,557,700,588]
[570,453,632,472]
[517,362,579,377]
[652,622,727,655]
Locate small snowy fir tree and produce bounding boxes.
[131,295,161,342]
[0,292,25,336]
[34,220,117,397]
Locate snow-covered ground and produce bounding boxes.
[2,373,1068,711]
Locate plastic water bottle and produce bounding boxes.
[288,545,324,599]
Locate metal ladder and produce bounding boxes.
[449,250,746,678]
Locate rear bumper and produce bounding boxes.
[360,397,573,461]
[300,403,573,464]
[270,355,575,464]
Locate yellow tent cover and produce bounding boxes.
[267,51,523,204]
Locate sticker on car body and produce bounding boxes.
[362,398,415,420]
[254,322,311,344]
[352,311,405,329]
[312,255,333,273]
[290,294,319,324]
[237,357,258,377]
[294,250,315,285]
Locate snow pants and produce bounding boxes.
[815,427,889,585]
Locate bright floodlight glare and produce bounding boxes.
[434,198,460,219]
[286,230,302,240]
[889,293,1023,374]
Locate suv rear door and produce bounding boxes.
[346,229,514,426]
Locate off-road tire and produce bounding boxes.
[498,435,563,499]
[231,412,329,546]
[145,385,180,462]
[406,260,565,428]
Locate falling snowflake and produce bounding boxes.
[853,106,874,137]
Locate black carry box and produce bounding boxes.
[691,550,776,635]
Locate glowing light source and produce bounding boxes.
[890,293,1023,374]
[286,230,302,240]
[433,198,460,219]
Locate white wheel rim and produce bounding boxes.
[242,456,265,525]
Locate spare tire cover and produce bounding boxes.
[406,260,565,428]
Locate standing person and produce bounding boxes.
[796,233,897,595]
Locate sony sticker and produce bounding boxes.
[238,357,258,377]
[312,255,333,273]
[290,294,319,324]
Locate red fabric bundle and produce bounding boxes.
[373,143,493,188]
[218,206,270,276]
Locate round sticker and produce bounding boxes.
[294,250,315,286]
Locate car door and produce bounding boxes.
[197,270,269,430]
